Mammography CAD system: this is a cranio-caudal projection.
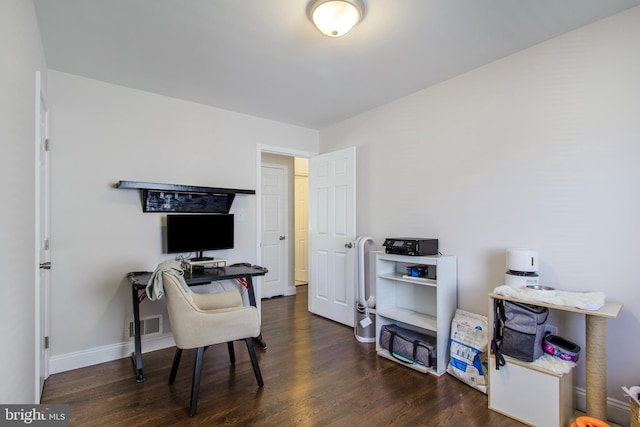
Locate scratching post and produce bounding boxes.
[632,397,640,427]
[585,315,607,421]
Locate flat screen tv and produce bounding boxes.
[166,214,234,260]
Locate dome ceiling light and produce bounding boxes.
[308,0,366,37]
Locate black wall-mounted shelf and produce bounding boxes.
[116,180,255,213]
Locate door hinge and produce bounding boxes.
[44,336,50,349]
[44,139,50,151]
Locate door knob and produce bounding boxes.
[39,262,51,270]
[344,243,353,248]
[279,236,286,240]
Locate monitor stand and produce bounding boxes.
[190,252,213,262]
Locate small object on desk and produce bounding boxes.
[183,258,226,274]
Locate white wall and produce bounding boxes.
[319,6,640,421]
[0,0,47,403]
[46,70,318,371]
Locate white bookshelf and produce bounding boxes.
[375,252,457,376]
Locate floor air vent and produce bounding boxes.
[129,315,162,338]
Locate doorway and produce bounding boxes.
[294,158,308,286]
[259,150,311,299]
[257,146,357,327]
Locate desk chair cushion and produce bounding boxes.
[163,272,260,350]
[190,288,243,310]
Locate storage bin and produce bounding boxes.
[489,356,575,426]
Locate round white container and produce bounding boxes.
[506,248,538,272]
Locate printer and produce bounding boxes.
[382,238,439,256]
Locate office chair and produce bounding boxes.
[162,271,263,416]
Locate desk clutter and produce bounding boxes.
[183,258,227,273]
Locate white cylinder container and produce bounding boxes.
[506,248,538,272]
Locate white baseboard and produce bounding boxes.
[49,334,176,375]
[285,285,297,296]
[575,387,631,427]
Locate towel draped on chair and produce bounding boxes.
[146,260,188,301]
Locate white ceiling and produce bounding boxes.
[33,0,640,129]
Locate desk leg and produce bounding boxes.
[245,276,267,350]
[585,314,607,420]
[131,286,145,382]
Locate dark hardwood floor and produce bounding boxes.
[41,286,524,426]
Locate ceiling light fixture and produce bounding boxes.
[308,0,366,37]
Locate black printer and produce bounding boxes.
[382,238,439,256]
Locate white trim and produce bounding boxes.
[257,144,316,159]
[49,334,175,375]
[574,387,630,426]
[34,71,41,402]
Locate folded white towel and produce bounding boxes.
[493,285,605,311]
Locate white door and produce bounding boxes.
[35,71,51,400]
[308,147,356,326]
[294,173,308,283]
[261,164,288,298]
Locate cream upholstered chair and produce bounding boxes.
[162,271,263,416]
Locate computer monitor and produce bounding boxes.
[166,214,234,260]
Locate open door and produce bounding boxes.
[308,147,356,326]
[35,71,51,400]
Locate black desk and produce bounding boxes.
[127,265,267,382]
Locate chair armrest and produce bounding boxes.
[191,289,243,310]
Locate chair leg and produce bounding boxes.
[227,341,235,364]
[189,347,205,417]
[169,348,182,384]
[245,338,264,387]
